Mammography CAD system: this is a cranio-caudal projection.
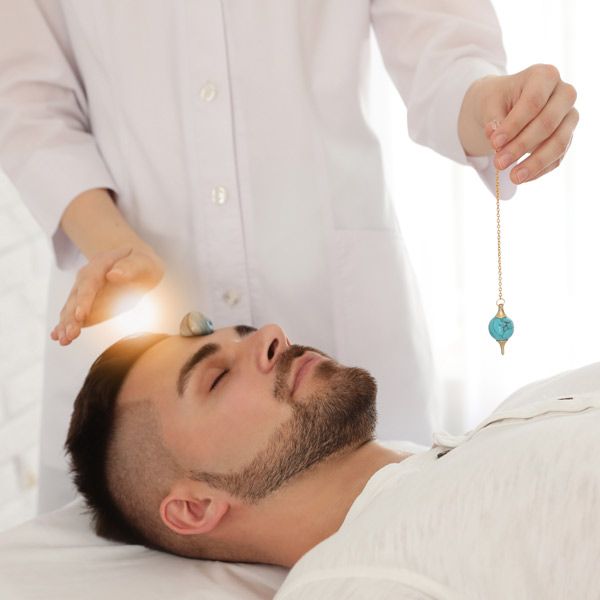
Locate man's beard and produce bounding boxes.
[189,345,378,502]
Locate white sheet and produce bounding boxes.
[0,493,287,600]
[0,440,425,599]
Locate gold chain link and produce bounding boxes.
[495,168,503,305]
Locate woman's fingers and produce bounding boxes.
[490,64,561,151]
[54,286,80,345]
[51,286,76,341]
[523,158,562,183]
[72,270,105,324]
[51,259,112,344]
[509,108,578,184]
[50,245,165,345]
[494,84,578,183]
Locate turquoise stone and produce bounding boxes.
[488,316,514,341]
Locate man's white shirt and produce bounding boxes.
[275,361,600,599]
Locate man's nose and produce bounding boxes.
[256,324,290,373]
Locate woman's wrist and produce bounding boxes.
[458,74,500,157]
[60,187,149,259]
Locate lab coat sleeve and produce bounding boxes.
[370,0,517,200]
[0,0,119,269]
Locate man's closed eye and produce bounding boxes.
[211,370,229,391]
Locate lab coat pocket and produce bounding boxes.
[328,228,435,441]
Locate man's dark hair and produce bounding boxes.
[64,333,173,552]
[66,332,259,562]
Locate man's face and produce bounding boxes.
[117,323,377,501]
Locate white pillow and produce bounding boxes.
[0,441,427,600]
[0,495,287,600]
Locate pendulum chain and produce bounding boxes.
[496,168,503,304]
[488,168,514,354]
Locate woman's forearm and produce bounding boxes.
[60,188,150,259]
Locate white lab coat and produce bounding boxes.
[0,0,516,514]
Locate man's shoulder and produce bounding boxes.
[490,360,600,415]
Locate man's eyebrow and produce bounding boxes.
[176,324,257,396]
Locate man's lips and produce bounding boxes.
[290,352,323,395]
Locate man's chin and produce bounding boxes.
[311,362,378,446]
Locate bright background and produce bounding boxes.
[0,0,598,531]
[369,0,599,433]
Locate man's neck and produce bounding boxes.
[243,441,411,567]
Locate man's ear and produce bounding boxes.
[160,491,230,536]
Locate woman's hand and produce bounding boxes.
[459,63,579,184]
[50,245,165,345]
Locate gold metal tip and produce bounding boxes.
[498,340,506,355]
[495,305,507,319]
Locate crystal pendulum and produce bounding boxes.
[488,168,514,355]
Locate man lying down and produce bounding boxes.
[64,322,600,599]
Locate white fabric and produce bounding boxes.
[275,361,600,599]
[0,0,516,514]
[0,440,427,600]
[0,496,288,600]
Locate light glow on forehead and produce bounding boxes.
[112,295,159,337]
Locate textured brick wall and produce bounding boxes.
[0,171,51,532]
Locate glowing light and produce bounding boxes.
[111,294,159,336]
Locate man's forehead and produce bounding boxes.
[117,327,236,406]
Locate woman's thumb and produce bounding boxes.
[484,118,500,138]
[105,256,141,281]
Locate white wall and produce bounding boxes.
[0,172,49,531]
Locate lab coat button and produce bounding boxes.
[200,82,218,102]
[211,185,228,205]
[223,289,241,306]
